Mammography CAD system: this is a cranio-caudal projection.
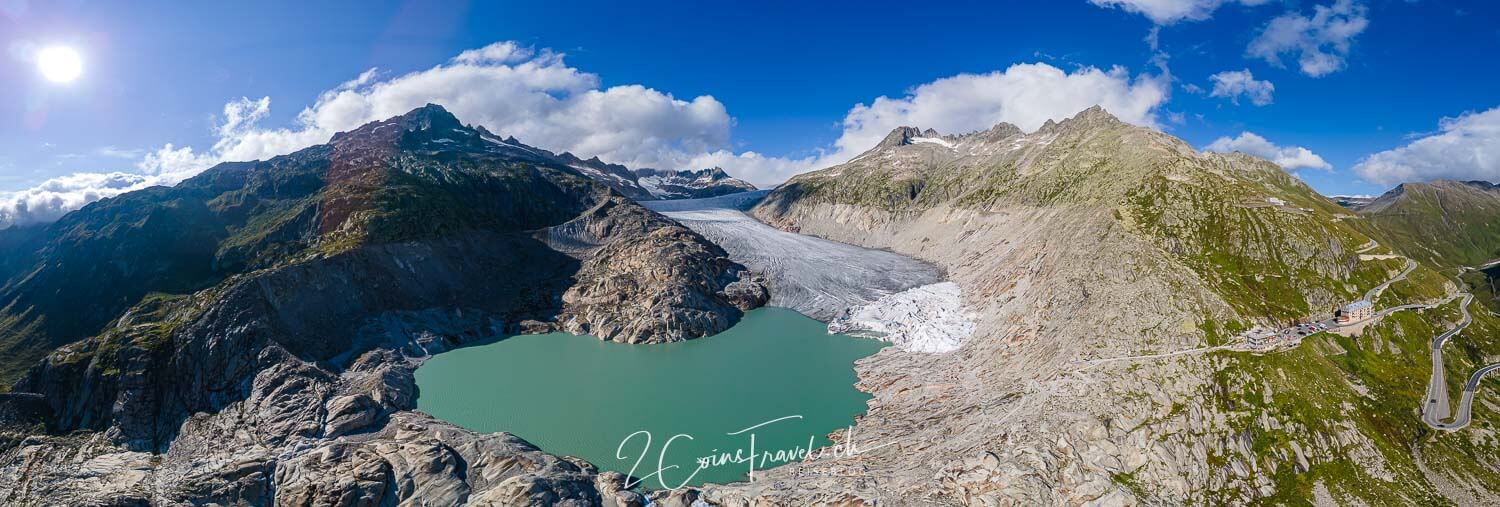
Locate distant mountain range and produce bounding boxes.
[547,153,756,201]
[1347,179,1500,315]
[1347,180,1500,268]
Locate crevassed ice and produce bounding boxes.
[828,281,973,353]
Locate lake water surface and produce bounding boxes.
[414,307,886,487]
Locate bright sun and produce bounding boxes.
[37,46,83,83]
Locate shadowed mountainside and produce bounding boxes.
[0,105,766,505]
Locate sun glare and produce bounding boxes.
[37,46,83,83]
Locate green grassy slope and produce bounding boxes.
[752,109,1500,503]
[1120,156,1372,324]
[1354,181,1500,269]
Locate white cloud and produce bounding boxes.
[200,42,734,176]
[1353,106,1500,185]
[137,143,218,180]
[696,62,1168,185]
[1208,69,1274,106]
[0,142,220,229]
[832,63,1168,158]
[96,146,145,159]
[1247,0,1368,77]
[0,172,154,228]
[1089,0,1268,25]
[1206,131,1332,170]
[2,41,1173,227]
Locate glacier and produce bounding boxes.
[644,191,968,352]
[827,282,972,353]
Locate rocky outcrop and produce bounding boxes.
[551,195,768,343]
[0,105,767,504]
[0,411,604,506]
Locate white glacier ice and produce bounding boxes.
[828,282,972,353]
[644,191,970,354]
[643,191,940,321]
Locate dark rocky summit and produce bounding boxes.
[0,104,765,505]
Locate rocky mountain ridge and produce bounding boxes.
[545,153,756,202]
[0,104,766,505]
[725,106,1500,504]
[1352,179,1500,268]
[3,102,1498,505]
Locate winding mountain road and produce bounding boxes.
[1420,288,1500,431]
[1365,258,1416,303]
[1420,293,1472,428]
[1342,252,1499,431]
[1080,244,1497,431]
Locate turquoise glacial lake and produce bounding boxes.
[413,307,887,488]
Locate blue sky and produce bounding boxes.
[2,0,1498,226]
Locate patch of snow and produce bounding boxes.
[568,164,630,184]
[433,138,455,144]
[638,175,671,198]
[479,134,540,154]
[910,136,954,148]
[828,282,972,353]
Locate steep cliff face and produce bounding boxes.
[727,106,1500,505]
[0,105,766,504]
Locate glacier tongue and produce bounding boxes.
[645,190,968,352]
[828,282,972,353]
[645,192,941,321]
